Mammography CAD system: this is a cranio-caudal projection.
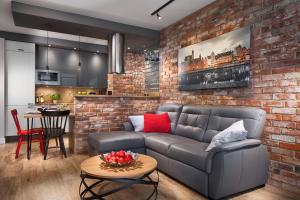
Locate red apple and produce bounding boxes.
[125,154,133,162]
[110,151,116,156]
[110,156,117,163]
[118,150,126,157]
[118,157,125,164]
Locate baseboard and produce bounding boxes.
[0,137,5,144]
[5,135,18,143]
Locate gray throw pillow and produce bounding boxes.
[128,115,144,132]
[206,120,248,151]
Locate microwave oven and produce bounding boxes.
[36,69,61,85]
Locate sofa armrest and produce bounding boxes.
[210,139,261,154]
[208,142,269,199]
[123,122,134,132]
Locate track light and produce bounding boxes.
[157,13,162,20]
[151,0,174,19]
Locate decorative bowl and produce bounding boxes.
[99,150,139,167]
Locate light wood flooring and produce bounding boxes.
[0,139,298,200]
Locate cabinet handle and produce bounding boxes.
[17,49,24,52]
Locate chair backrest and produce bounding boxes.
[40,110,70,138]
[11,109,21,134]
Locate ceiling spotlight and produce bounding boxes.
[96,50,100,53]
[127,47,131,50]
[48,44,51,47]
[74,47,77,50]
[157,13,162,20]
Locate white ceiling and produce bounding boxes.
[0,0,214,43]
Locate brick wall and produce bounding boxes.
[160,0,300,193]
[107,52,145,96]
[72,96,159,153]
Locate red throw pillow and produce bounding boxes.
[144,113,171,133]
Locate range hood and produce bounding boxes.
[108,33,125,74]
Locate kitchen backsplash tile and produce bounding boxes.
[35,85,99,104]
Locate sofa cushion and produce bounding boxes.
[128,115,144,132]
[156,104,183,134]
[144,113,171,133]
[88,131,144,153]
[203,107,266,143]
[145,134,192,155]
[205,120,248,151]
[168,140,211,172]
[174,105,211,141]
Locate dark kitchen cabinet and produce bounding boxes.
[61,73,77,87]
[36,45,108,88]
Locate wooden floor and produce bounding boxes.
[0,139,298,200]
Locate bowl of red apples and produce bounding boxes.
[99,150,138,167]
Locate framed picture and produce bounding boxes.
[178,26,251,90]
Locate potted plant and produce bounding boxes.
[51,93,61,104]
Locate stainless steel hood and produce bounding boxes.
[108,33,125,74]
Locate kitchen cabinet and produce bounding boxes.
[61,73,77,87]
[36,45,108,89]
[5,40,35,136]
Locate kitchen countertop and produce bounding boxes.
[35,102,74,105]
[74,95,160,98]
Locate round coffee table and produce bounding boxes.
[79,154,159,200]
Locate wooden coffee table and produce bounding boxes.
[79,154,159,200]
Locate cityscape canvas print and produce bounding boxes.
[178,26,251,90]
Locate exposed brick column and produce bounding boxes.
[107,52,145,96]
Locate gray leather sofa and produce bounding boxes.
[88,104,269,199]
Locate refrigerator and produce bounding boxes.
[5,40,36,137]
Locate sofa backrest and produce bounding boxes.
[156,104,183,134]
[203,107,266,143]
[174,105,211,141]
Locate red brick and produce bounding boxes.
[271,153,282,161]
[272,67,295,74]
[267,114,282,120]
[296,123,300,130]
[279,142,300,151]
[282,115,297,122]
[263,101,284,107]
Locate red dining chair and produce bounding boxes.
[11,109,44,159]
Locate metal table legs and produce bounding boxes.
[79,170,159,200]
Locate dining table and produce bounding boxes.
[23,112,42,160]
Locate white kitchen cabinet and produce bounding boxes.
[5,40,35,53]
[6,50,35,105]
[5,41,35,137]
